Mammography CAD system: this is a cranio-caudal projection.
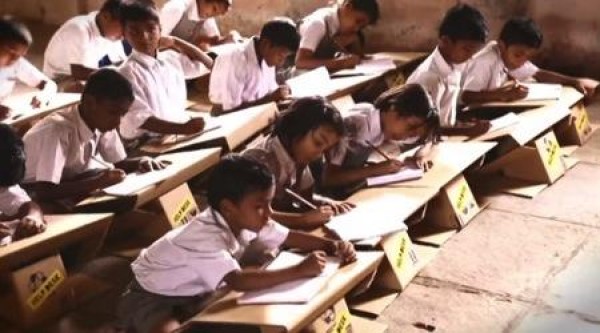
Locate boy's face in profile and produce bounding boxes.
[498,42,538,70]
[0,42,28,67]
[291,125,341,166]
[124,19,160,56]
[197,0,229,18]
[440,37,484,65]
[100,12,124,41]
[382,111,428,142]
[339,5,370,34]
[85,96,131,132]
[225,186,275,233]
[262,42,292,68]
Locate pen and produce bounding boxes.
[284,188,317,210]
[91,155,114,170]
[365,140,391,161]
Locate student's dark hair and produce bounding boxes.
[0,16,33,46]
[273,96,345,150]
[207,154,274,209]
[439,4,488,43]
[260,17,300,52]
[499,17,543,49]
[100,0,126,20]
[345,0,380,25]
[83,69,134,103]
[119,0,159,26]
[375,84,441,140]
[0,124,26,187]
[206,0,232,8]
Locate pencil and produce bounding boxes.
[366,140,391,161]
[91,155,114,170]
[284,188,317,210]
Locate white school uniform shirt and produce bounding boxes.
[209,37,278,110]
[0,58,56,103]
[0,185,31,217]
[160,0,221,41]
[407,47,465,127]
[132,208,289,296]
[118,49,209,140]
[462,41,540,92]
[298,7,340,52]
[43,11,126,79]
[23,105,127,184]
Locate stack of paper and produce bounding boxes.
[366,167,424,187]
[238,252,339,304]
[103,166,176,196]
[326,202,408,241]
[521,83,562,101]
[332,58,396,77]
[286,67,334,98]
[488,112,520,133]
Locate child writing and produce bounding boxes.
[0,17,57,121]
[462,17,598,105]
[322,84,440,190]
[243,96,355,229]
[407,4,490,137]
[117,154,356,333]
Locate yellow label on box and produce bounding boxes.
[171,195,196,227]
[333,309,352,333]
[391,233,418,273]
[27,270,64,311]
[576,110,591,136]
[542,135,561,169]
[448,179,477,222]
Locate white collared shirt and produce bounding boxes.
[132,208,289,296]
[463,41,540,92]
[0,58,56,103]
[209,37,278,110]
[0,185,31,217]
[298,7,340,52]
[159,0,221,41]
[327,103,384,166]
[23,105,127,184]
[43,11,126,79]
[407,47,465,127]
[118,49,209,139]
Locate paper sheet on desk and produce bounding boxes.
[238,252,339,304]
[521,83,562,101]
[332,58,396,77]
[366,167,424,187]
[103,167,177,196]
[326,202,408,241]
[0,220,20,247]
[286,67,334,98]
[488,112,519,133]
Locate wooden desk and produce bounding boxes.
[2,91,80,128]
[347,186,438,221]
[75,148,221,213]
[0,213,113,272]
[180,251,384,333]
[141,103,277,155]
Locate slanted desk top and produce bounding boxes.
[2,92,80,128]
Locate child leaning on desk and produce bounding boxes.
[322,83,440,191]
[0,17,57,121]
[117,154,356,333]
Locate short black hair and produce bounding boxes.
[346,0,380,25]
[100,0,126,20]
[0,124,26,187]
[376,83,440,135]
[260,17,300,52]
[119,0,159,27]
[439,4,488,43]
[207,154,274,209]
[500,17,543,49]
[0,16,33,46]
[83,69,134,103]
[273,96,345,150]
[206,0,232,8]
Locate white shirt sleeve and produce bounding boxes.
[209,52,246,110]
[118,69,155,139]
[298,19,327,52]
[16,58,48,89]
[510,61,539,81]
[462,59,494,92]
[23,127,69,184]
[0,185,31,217]
[201,18,221,37]
[176,52,210,79]
[98,130,127,163]
[59,23,93,71]
[256,221,289,250]
[159,0,189,36]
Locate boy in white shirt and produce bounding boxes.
[0,124,45,245]
[0,17,57,121]
[118,0,213,141]
[462,17,598,105]
[118,154,356,333]
[407,4,490,137]
[295,0,380,72]
[209,17,299,114]
[160,0,240,50]
[23,69,165,202]
[43,0,127,84]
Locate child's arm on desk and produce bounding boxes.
[114,156,169,173]
[322,159,405,187]
[271,208,335,229]
[462,83,529,105]
[284,230,356,264]
[141,116,205,136]
[212,86,290,116]
[160,36,213,69]
[13,201,46,240]
[440,119,490,138]
[29,169,126,201]
[295,49,360,72]
[534,70,598,98]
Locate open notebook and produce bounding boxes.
[332,58,396,77]
[237,252,339,305]
[326,202,408,241]
[103,165,177,196]
[286,67,334,98]
[521,83,562,101]
[366,167,424,187]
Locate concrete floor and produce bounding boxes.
[4,21,600,333]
